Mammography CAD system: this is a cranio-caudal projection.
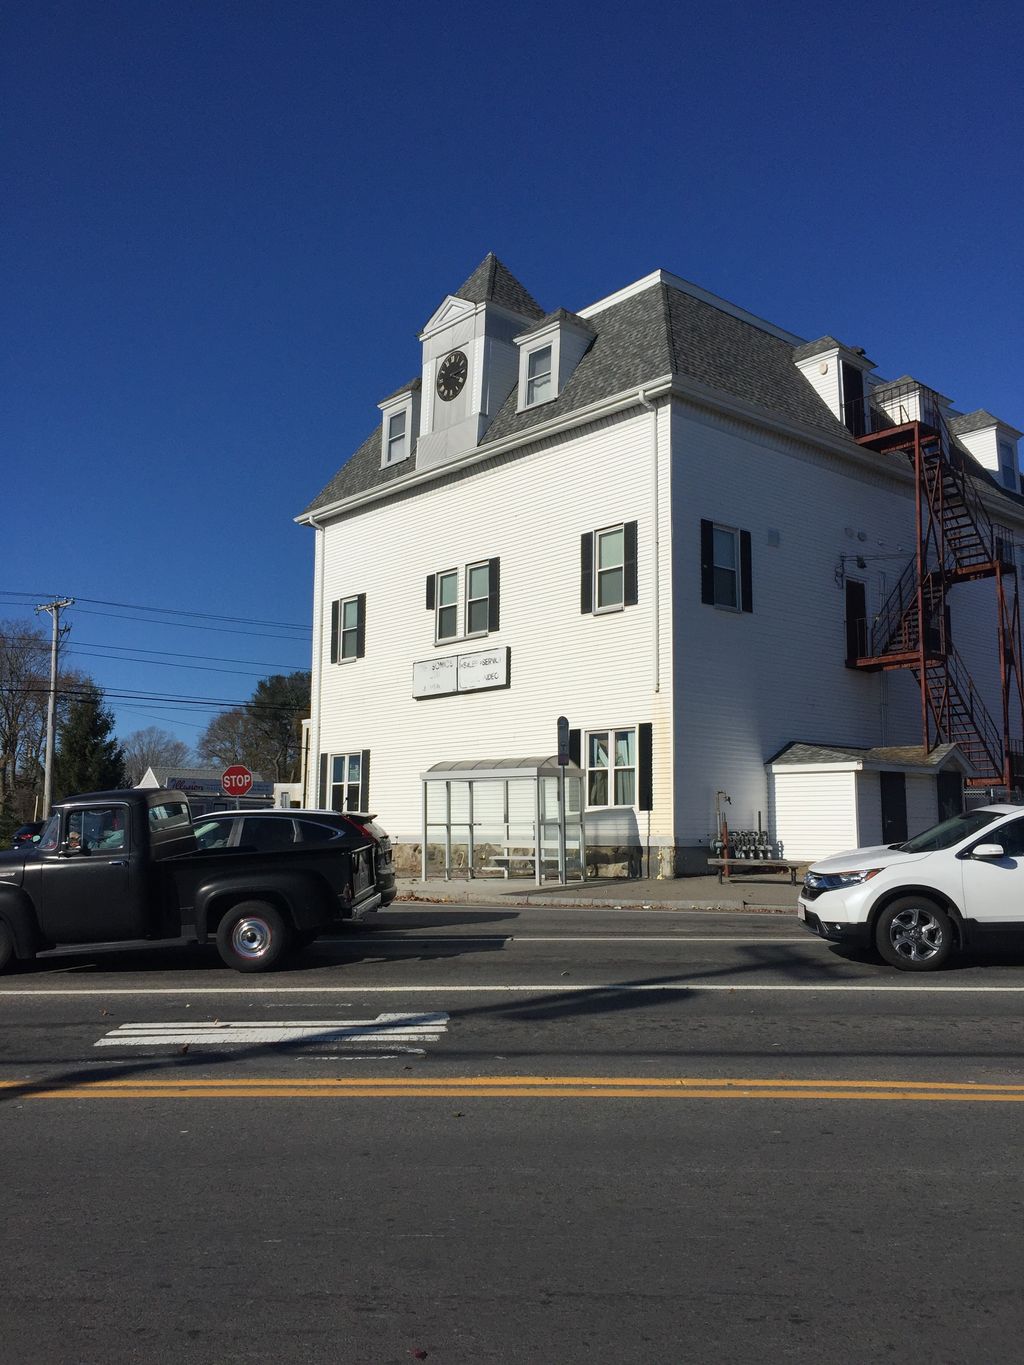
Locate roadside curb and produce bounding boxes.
[395,892,793,915]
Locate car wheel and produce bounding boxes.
[0,920,14,974]
[216,901,290,972]
[875,897,954,971]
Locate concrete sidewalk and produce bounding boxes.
[396,868,805,914]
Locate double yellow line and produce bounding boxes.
[5,1076,1024,1101]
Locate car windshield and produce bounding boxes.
[893,809,1002,853]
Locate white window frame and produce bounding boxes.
[377,390,418,468]
[517,331,561,411]
[385,409,408,465]
[584,727,637,809]
[465,561,491,638]
[593,524,626,614]
[435,569,459,643]
[525,345,553,407]
[712,524,741,611]
[339,595,360,662]
[329,752,364,813]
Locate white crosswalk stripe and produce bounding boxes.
[96,1012,450,1049]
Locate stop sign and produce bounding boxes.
[222,765,254,797]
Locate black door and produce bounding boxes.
[845,580,867,662]
[38,804,136,943]
[880,772,908,844]
[841,362,866,438]
[937,770,964,823]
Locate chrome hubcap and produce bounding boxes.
[890,908,943,962]
[232,917,272,960]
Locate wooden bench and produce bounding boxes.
[706,858,803,886]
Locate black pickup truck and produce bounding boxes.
[0,788,384,973]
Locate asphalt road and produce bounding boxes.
[4,905,1024,1364]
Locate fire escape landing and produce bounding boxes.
[845,381,1024,789]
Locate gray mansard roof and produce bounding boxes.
[303,278,857,515]
[301,268,1020,518]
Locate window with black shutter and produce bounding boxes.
[581,521,638,614]
[331,595,366,661]
[700,519,753,613]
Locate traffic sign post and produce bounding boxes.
[221,765,254,798]
[556,716,569,883]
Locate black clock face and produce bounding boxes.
[436,350,468,402]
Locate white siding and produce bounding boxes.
[313,406,674,844]
[772,770,858,861]
[794,353,841,421]
[671,401,922,850]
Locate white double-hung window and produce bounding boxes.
[435,570,458,642]
[525,345,553,406]
[465,561,491,636]
[386,410,408,465]
[712,526,740,609]
[330,752,364,812]
[586,728,637,807]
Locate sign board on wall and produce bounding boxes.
[413,646,509,699]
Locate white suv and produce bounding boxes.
[798,804,1024,970]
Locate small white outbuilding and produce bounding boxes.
[767,742,973,862]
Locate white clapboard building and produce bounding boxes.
[296,255,1024,873]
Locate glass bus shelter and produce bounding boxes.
[420,757,586,885]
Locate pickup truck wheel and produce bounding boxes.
[216,902,290,972]
[0,921,14,974]
[875,897,954,971]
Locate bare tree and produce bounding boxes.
[120,727,193,786]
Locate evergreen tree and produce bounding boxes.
[53,683,126,799]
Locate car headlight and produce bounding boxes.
[805,868,881,892]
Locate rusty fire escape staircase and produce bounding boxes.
[847,382,1024,788]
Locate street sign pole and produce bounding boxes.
[556,716,569,884]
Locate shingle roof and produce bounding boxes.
[516,307,596,339]
[299,271,1019,519]
[792,336,848,361]
[378,377,421,405]
[453,253,544,319]
[949,408,1022,438]
[769,741,968,771]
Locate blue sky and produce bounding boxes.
[4,0,1022,746]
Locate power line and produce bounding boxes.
[66,647,304,680]
[1,684,303,711]
[66,606,309,641]
[0,590,310,632]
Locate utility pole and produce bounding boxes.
[34,597,74,816]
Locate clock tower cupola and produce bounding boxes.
[415,253,544,471]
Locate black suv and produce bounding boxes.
[193,808,397,907]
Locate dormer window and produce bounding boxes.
[386,410,408,464]
[526,346,553,406]
[515,309,595,414]
[377,381,421,469]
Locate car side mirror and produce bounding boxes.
[972,843,1006,859]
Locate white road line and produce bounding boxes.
[324,935,810,944]
[6,982,1024,997]
[96,1012,450,1047]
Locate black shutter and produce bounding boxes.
[568,729,581,767]
[425,575,435,611]
[355,593,366,658]
[700,520,714,604]
[318,753,328,809]
[580,533,593,614]
[329,600,340,664]
[360,749,370,813]
[740,530,753,613]
[624,520,638,606]
[638,722,653,811]
[488,557,500,632]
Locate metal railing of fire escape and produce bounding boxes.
[842,379,1024,786]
